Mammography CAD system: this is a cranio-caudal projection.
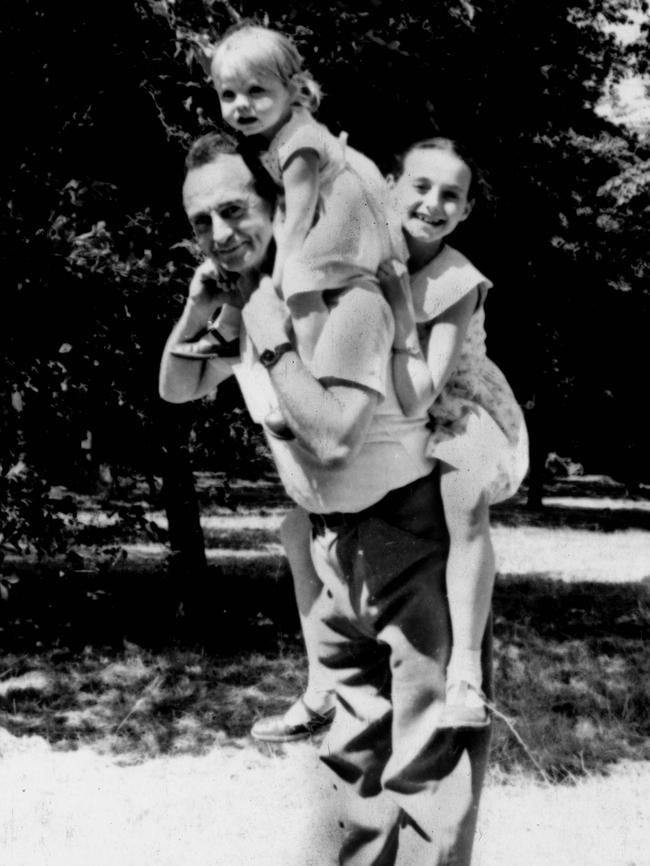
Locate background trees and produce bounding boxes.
[1,0,648,503]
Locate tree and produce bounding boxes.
[2,0,648,513]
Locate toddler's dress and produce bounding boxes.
[411,245,529,503]
[259,108,405,300]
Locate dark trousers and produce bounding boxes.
[307,470,492,865]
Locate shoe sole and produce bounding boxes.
[437,719,491,731]
[250,723,332,743]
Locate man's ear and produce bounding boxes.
[386,173,397,189]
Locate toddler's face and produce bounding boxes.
[392,149,473,249]
[213,64,294,139]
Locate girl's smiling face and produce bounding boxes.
[392,148,473,258]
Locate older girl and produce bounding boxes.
[380,138,529,727]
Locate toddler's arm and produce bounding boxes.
[272,149,320,290]
[379,260,434,417]
[424,287,478,400]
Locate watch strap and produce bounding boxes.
[259,342,294,369]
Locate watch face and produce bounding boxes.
[259,342,293,368]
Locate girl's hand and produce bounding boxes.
[378,259,411,313]
[378,259,418,347]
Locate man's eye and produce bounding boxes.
[221,206,244,219]
[193,216,210,231]
[413,183,430,194]
[443,191,460,201]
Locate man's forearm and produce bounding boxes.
[159,300,228,403]
[267,351,376,467]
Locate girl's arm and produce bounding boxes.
[425,287,478,399]
[379,260,435,417]
[272,149,320,289]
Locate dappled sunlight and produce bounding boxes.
[0,572,647,780]
[1,476,648,783]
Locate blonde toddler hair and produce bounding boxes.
[210,23,322,113]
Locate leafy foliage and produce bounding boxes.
[1,0,649,505]
[0,464,77,559]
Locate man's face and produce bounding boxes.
[183,153,274,273]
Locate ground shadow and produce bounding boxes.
[0,559,648,779]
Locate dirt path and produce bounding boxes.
[4,484,647,864]
[1,729,647,866]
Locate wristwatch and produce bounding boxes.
[259,342,294,368]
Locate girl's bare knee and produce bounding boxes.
[442,468,488,518]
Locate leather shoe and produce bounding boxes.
[438,681,490,730]
[251,698,335,742]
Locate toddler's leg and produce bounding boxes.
[171,303,241,359]
[290,292,330,364]
[439,463,495,728]
[213,303,241,343]
[251,506,335,742]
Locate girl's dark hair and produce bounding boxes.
[393,137,490,203]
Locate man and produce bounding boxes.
[160,131,491,866]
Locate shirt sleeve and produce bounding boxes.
[310,282,393,398]
[410,245,493,322]
[275,113,326,173]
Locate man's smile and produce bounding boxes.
[215,239,247,256]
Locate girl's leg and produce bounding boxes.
[439,463,495,725]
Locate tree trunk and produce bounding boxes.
[158,400,207,625]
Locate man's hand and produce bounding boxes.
[187,259,243,317]
[242,275,291,351]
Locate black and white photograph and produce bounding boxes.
[1,2,648,864]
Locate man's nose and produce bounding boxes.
[210,212,234,245]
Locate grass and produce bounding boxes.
[0,474,648,783]
[0,573,647,780]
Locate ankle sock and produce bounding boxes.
[446,648,483,691]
